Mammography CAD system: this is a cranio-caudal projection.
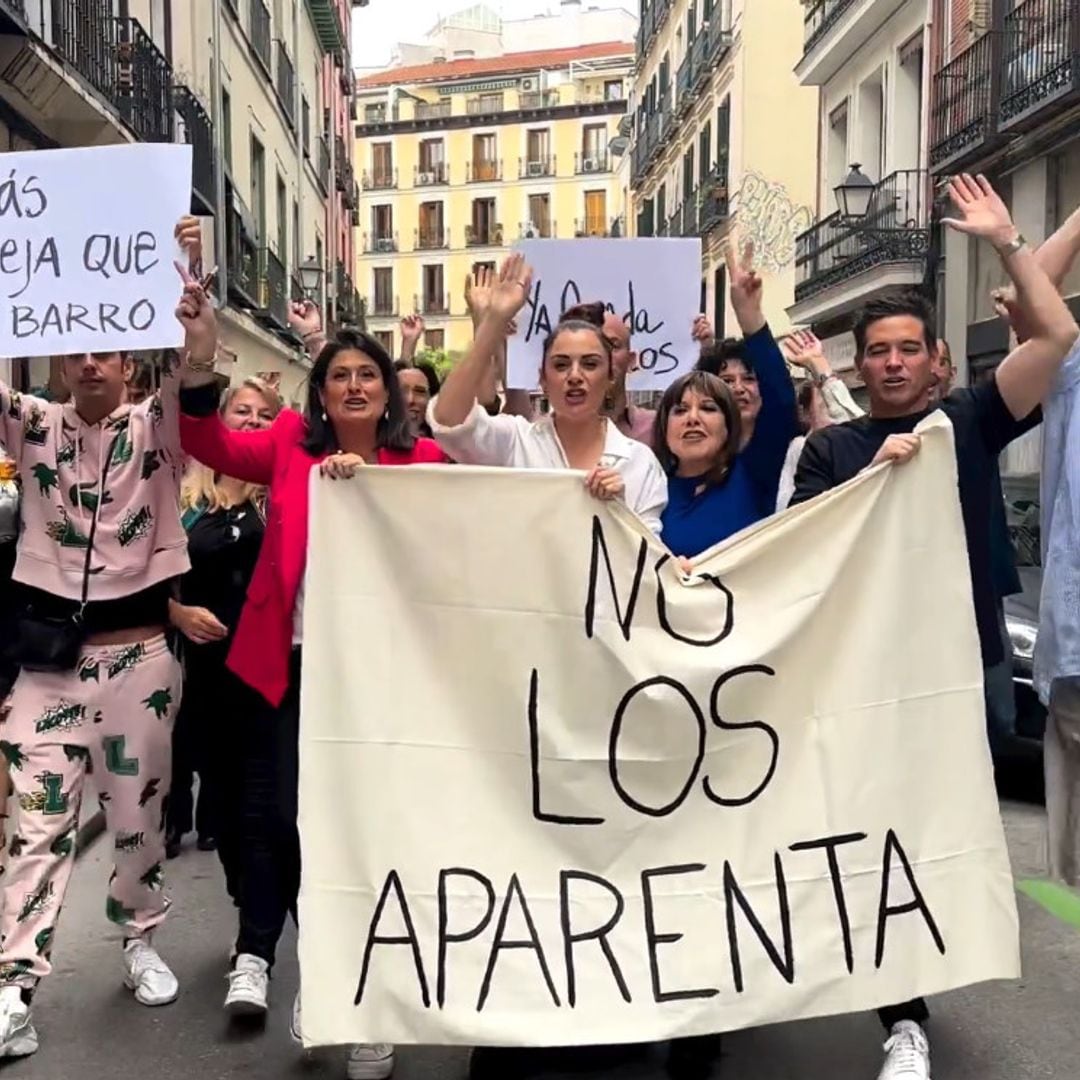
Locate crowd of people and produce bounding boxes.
[0,173,1077,1080]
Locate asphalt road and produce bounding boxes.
[3,799,1078,1080]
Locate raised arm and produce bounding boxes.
[399,314,425,365]
[783,329,864,422]
[942,174,1078,419]
[179,404,283,487]
[1032,202,1080,289]
[289,300,327,361]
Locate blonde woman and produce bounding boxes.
[166,379,281,909]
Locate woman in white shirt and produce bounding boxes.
[429,253,668,534]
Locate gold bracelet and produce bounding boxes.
[185,354,217,373]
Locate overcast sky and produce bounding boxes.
[352,1,561,70]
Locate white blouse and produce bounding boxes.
[428,400,669,536]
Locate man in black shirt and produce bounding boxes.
[792,174,1079,1080]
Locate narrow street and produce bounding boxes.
[4,799,1077,1080]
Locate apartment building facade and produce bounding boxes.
[628,0,817,336]
[354,42,634,357]
[786,0,932,393]
[173,0,363,401]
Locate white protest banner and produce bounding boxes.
[506,238,702,391]
[298,413,1019,1049]
[0,143,192,357]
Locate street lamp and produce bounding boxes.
[299,256,324,299]
[834,163,875,221]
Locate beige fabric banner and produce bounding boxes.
[298,413,1019,1049]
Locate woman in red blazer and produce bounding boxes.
[179,326,444,1077]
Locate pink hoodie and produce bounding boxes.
[0,360,189,602]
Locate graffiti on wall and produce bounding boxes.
[737,173,814,275]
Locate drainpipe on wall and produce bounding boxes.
[211,0,228,309]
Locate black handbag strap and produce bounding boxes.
[76,429,123,618]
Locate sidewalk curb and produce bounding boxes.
[75,808,106,857]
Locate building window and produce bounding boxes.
[292,199,300,273]
[425,329,445,351]
[301,95,311,156]
[374,330,394,354]
[250,134,266,240]
[372,204,394,246]
[469,198,497,246]
[222,88,233,170]
[418,201,445,248]
[527,193,551,238]
[418,138,446,182]
[604,79,623,101]
[699,122,711,184]
[581,124,608,171]
[525,128,551,174]
[372,143,393,186]
[373,267,394,316]
[472,133,498,181]
[275,174,287,260]
[422,265,445,314]
[472,260,496,277]
[584,190,607,236]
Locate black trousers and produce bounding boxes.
[168,642,252,903]
[234,649,302,966]
[878,997,929,1031]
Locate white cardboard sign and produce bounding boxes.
[0,143,193,358]
[506,238,702,391]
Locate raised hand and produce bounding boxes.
[400,313,426,344]
[174,262,216,362]
[488,252,533,322]
[289,299,323,338]
[991,284,1033,344]
[725,238,765,335]
[691,314,715,344]
[782,329,828,373]
[942,174,1017,249]
[174,216,203,273]
[465,265,494,324]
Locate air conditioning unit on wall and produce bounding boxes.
[417,171,435,184]
[527,161,545,177]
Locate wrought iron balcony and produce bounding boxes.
[417,293,450,316]
[414,163,449,186]
[256,249,289,330]
[1000,0,1080,130]
[466,223,504,247]
[691,31,711,92]
[335,136,354,193]
[520,156,555,178]
[929,32,999,173]
[575,150,611,174]
[113,18,174,142]
[520,220,556,239]
[173,85,215,215]
[249,0,272,76]
[794,169,931,303]
[336,263,362,325]
[317,135,330,193]
[802,0,857,57]
[699,163,730,234]
[226,200,259,310]
[466,95,505,116]
[306,0,348,55]
[275,41,296,128]
[574,217,609,237]
[706,9,735,65]
[416,100,451,120]
[631,138,649,186]
[364,232,399,254]
[362,168,398,190]
[415,228,448,250]
[681,194,699,237]
[676,53,694,116]
[370,292,399,317]
[467,159,502,182]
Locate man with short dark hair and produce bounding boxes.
[792,175,1079,1080]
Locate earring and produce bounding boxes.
[383,406,389,420]
[321,410,327,421]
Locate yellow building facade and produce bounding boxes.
[629,0,818,336]
[354,42,634,356]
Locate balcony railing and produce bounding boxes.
[249,0,272,75]
[256,249,289,329]
[574,217,609,237]
[364,232,399,254]
[637,0,672,56]
[335,135,354,193]
[343,179,359,210]
[370,293,399,318]
[521,220,556,238]
[520,90,560,110]
[707,8,735,64]
[317,135,330,192]
[416,100,452,120]
[575,150,611,174]
[415,163,449,185]
[610,214,626,238]
[173,85,215,214]
[467,159,502,182]
[681,194,699,237]
[274,41,296,128]
[676,52,694,115]
[1000,0,1080,129]
[302,98,311,155]
[802,0,858,57]
[520,156,555,178]
[336,262,362,325]
[415,227,448,250]
[114,17,174,142]
[363,167,397,190]
[929,32,997,172]
[466,96,504,116]
[698,162,731,234]
[466,223,504,247]
[417,292,450,316]
[794,170,931,302]
[691,30,711,91]
[226,202,259,309]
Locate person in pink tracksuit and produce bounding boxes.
[0,219,220,1060]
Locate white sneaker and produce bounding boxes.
[289,991,303,1045]
[0,986,37,1059]
[347,1043,395,1080]
[878,1021,931,1080]
[224,953,269,1017]
[122,938,179,1006]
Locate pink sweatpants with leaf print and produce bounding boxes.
[0,635,180,988]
